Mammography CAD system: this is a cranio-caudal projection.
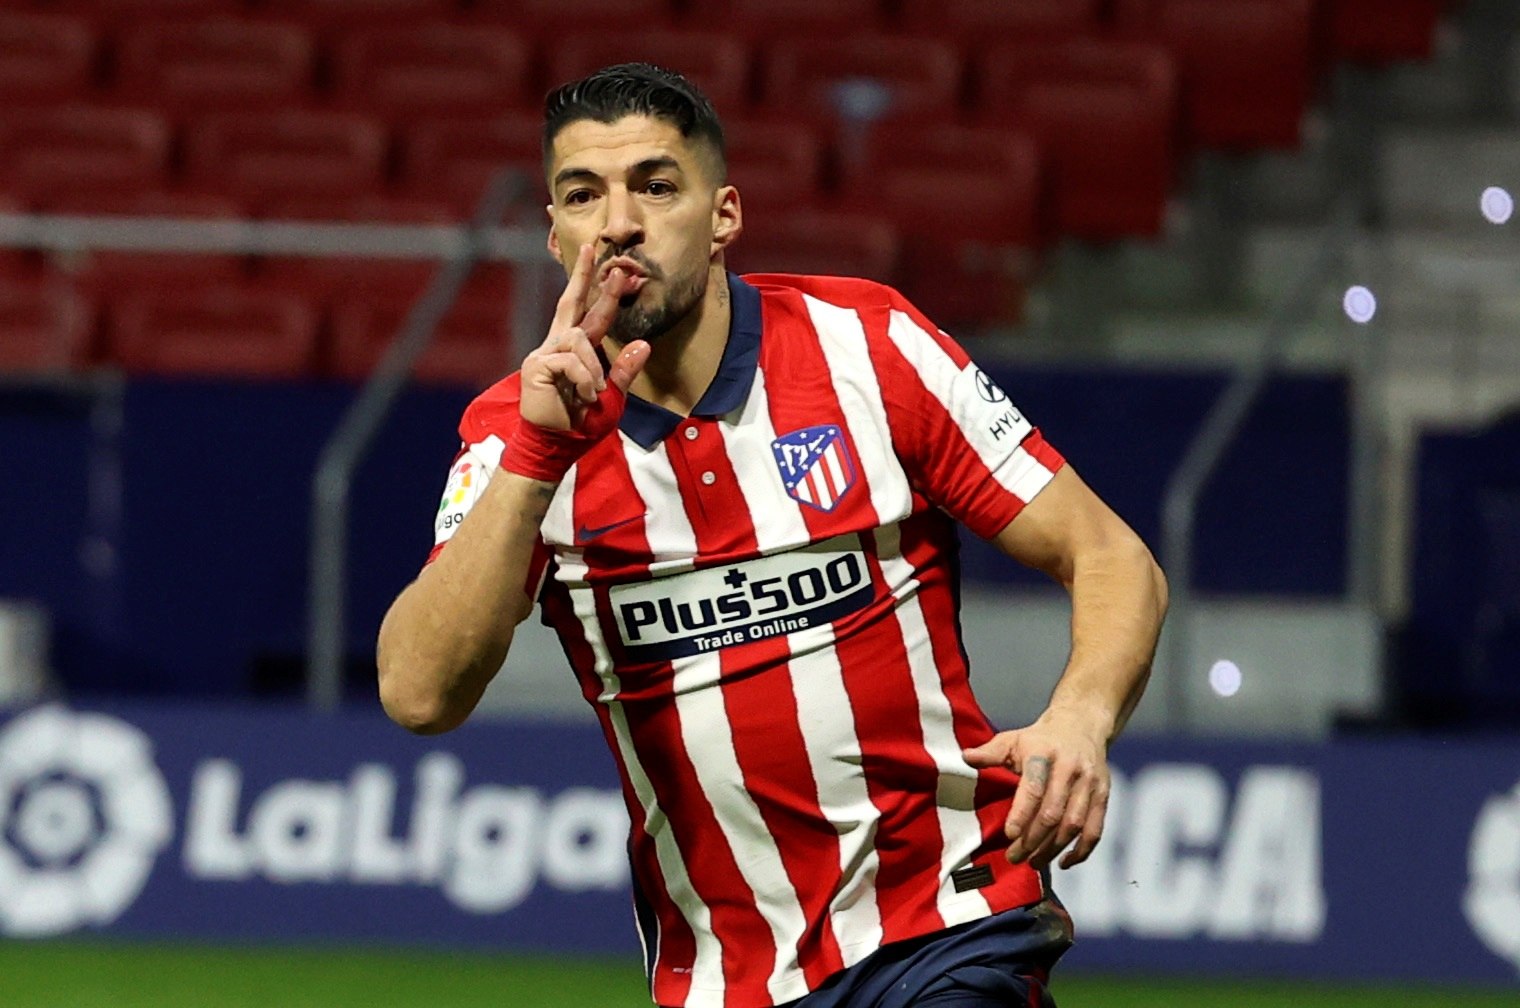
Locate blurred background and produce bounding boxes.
[0,0,1518,1005]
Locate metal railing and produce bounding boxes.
[1157,199,1359,732]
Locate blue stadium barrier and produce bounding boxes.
[1,701,1517,985]
[0,367,1349,700]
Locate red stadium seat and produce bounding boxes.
[898,0,1103,44]
[257,193,460,222]
[1114,0,1317,150]
[183,110,389,202]
[113,19,317,113]
[723,118,827,221]
[728,210,899,284]
[1330,0,1448,64]
[43,0,244,22]
[471,0,675,31]
[975,40,1180,240]
[0,106,171,205]
[106,283,321,380]
[33,189,248,219]
[761,37,964,124]
[0,12,98,104]
[398,111,545,214]
[689,0,886,38]
[328,268,518,388]
[256,0,457,31]
[0,278,95,374]
[331,25,532,121]
[549,32,754,113]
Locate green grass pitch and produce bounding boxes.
[0,941,1512,1007]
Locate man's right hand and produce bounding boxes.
[519,242,651,433]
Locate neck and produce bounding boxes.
[609,263,731,416]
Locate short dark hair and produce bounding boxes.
[542,63,726,184]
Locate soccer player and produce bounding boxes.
[377,64,1167,1008]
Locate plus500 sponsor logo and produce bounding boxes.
[610,538,873,660]
[183,753,628,913]
[1057,763,1325,942]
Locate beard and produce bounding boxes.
[608,265,707,345]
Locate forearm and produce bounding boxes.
[377,471,556,733]
[1045,534,1168,745]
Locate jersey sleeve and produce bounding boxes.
[423,375,552,602]
[871,292,1065,540]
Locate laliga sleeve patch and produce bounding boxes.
[433,449,491,546]
[951,364,1032,459]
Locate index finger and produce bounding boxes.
[578,266,634,346]
[1004,754,1050,845]
[552,243,596,328]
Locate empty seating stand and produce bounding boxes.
[761,36,964,126]
[976,40,1180,241]
[1115,0,1318,150]
[1330,0,1449,64]
[330,24,533,121]
[183,109,388,209]
[0,279,95,374]
[898,0,1104,45]
[550,32,753,115]
[398,110,544,214]
[107,283,321,380]
[0,11,99,104]
[0,106,172,206]
[113,18,317,113]
[728,210,899,284]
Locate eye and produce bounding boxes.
[564,189,594,206]
[645,180,677,197]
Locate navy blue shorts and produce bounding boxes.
[779,899,1074,1008]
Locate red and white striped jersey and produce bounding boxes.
[429,274,1066,1008]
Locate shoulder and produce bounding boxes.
[739,272,907,313]
[458,371,525,452]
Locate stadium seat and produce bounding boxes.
[42,0,244,22]
[328,268,518,388]
[722,118,827,221]
[0,11,98,104]
[256,0,457,32]
[728,209,899,284]
[398,111,545,214]
[106,283,321,380]
[256,193,459,223]
[113,18,317,113]
[1329,0,1448,64]
[331,25,533,121]
[183,110,389,203]
[0,278,95,374]
[689,0,887,38]
[760,36,964,124]
[975,40,1180,240]
[897,0,1104,45]
[1114,0,1317,150]
[471,0,675,31]
[0,106,171,205]
[548,32,753,113]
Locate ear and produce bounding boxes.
[711,185,742,254]
[546,209,561,261]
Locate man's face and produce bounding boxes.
[546,114,729,345]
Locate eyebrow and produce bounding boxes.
[553,155,686,191]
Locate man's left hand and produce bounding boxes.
[961,708,1112,870]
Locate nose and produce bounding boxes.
[598,186,644,253]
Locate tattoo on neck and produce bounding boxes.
[716,279,729,309]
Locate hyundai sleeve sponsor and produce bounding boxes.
[0,704,1517,985]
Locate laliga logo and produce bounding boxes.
[0,706,173,936]
[1465,780,1520,971]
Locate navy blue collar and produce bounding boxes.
[619,273,762,450]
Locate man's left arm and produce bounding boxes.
[961,464,1168,870]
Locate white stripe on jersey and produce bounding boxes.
[672,661,814,1005]
[606,701,726,997]
[872,523,993,926]
[803,294,914,524]
[784,637,886,966]
[724,370,813,553]
[625,439,700,575]
[541,460,578,552]
[884,310,1053,506]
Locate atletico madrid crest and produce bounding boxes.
[771,424,857,512]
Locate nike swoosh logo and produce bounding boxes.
[575,513,645,543]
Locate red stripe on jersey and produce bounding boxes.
[621,696,776,1006]
[719,633,847,988]
[833,530,948,945]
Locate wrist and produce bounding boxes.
[498,418,598,483]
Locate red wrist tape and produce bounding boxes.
[498,419,600,483]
